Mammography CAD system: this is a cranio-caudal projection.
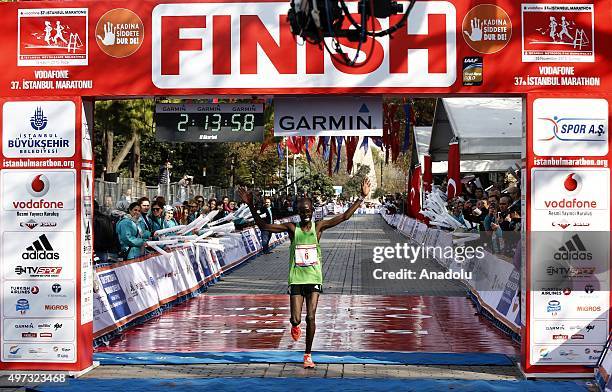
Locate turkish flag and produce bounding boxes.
[447,141,461,199]
[423,154,432,193]
[409,165,421,218]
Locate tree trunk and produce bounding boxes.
[105,128,114,173]
[109,133,136,173]
[133,132,141,180]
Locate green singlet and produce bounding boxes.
[288,221,323,285]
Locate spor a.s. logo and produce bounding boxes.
[537,115,607,142]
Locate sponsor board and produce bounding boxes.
[274,97,382,136]
[521,4,594,63]
[532,344,605,365]
[532,292,609,320]
[2,342,75,362]
[3,318,75,342]
[2,101,76,158]
[1,169,76,212]
[530,168,609,231]
[533,98,608,157]
[3,281,75,318]
[532,319,608,345]
[81,170,94,324]
[2,231,75,280]
[17,8,88,67]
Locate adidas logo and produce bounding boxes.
[22,234,59,260]
[554,234,592,261]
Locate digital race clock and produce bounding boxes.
[155,103,265,142]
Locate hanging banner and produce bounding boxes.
[274,97,383,136]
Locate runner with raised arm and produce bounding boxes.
[237,178,371,368]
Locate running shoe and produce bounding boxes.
[291,325,301,341]
[303,353,315,369]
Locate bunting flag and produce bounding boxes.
[327,137,336,176]
[286,137,299,154]
[409,165,422,218]
[390,107,401,162]
[423,154,433,193]
[402,103,411,152]
[360,136,369,152]
[322,136,331,161]
[334,137,343,173]
[447,141,461,199]
[259,127,274,154]
[345,136,359,173]
[305,137,313,164]
[277,142,284,161]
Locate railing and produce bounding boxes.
[94,177,234,206]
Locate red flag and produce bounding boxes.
[447,141,461,199]
[409,165,421,218]
[423,154,433,193]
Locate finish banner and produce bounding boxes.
[0,0,610,97]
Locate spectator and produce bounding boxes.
[162,205,178,229]
[498,196,513,231]
[507,186,520,211]
[116,201,151,260]
[187,199,200,224]
[120,188,132,203]
[158,161,172,185]
[229,200,237,212]
[484,205,504,253]
[259,197,273,254]
[222,196,232,215]
[451,200,466,226]
[149,201,164,236]
[102,195,114,215]
[487,194,499,209]
[178,175,193,201]
[138,197,153,233]
[474,188,485,201]
[93,200,116,263]
[154,196,167,208]
[194,195,206,214]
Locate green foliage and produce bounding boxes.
[372,187,387,200]
[299,172,335,201]
[342,164,370,198]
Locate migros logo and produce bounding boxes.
[151,2,457,89]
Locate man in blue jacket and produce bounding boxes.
[116,201,151,259]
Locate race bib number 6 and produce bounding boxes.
[295,244,319,267]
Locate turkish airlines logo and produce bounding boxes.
[151,2,457,89]
[27,174,50,197]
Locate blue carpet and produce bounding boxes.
[38,377,589,392]
[94,350,514,366]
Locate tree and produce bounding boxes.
[299,172,335,202]
[342,164,370,198]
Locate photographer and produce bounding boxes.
[179,174,194,202]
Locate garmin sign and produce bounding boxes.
[274,97,383,136]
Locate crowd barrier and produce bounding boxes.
[380,211,521,340]
[93,218,297,345]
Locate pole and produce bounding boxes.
[380,158,383,190]
[293,155,297,195]
[285,138,289,189]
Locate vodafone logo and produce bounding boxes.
[26,174,49,197]
[563,173,581,195]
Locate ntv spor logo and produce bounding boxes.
[538,115,606,142]
[30,107,48,131]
